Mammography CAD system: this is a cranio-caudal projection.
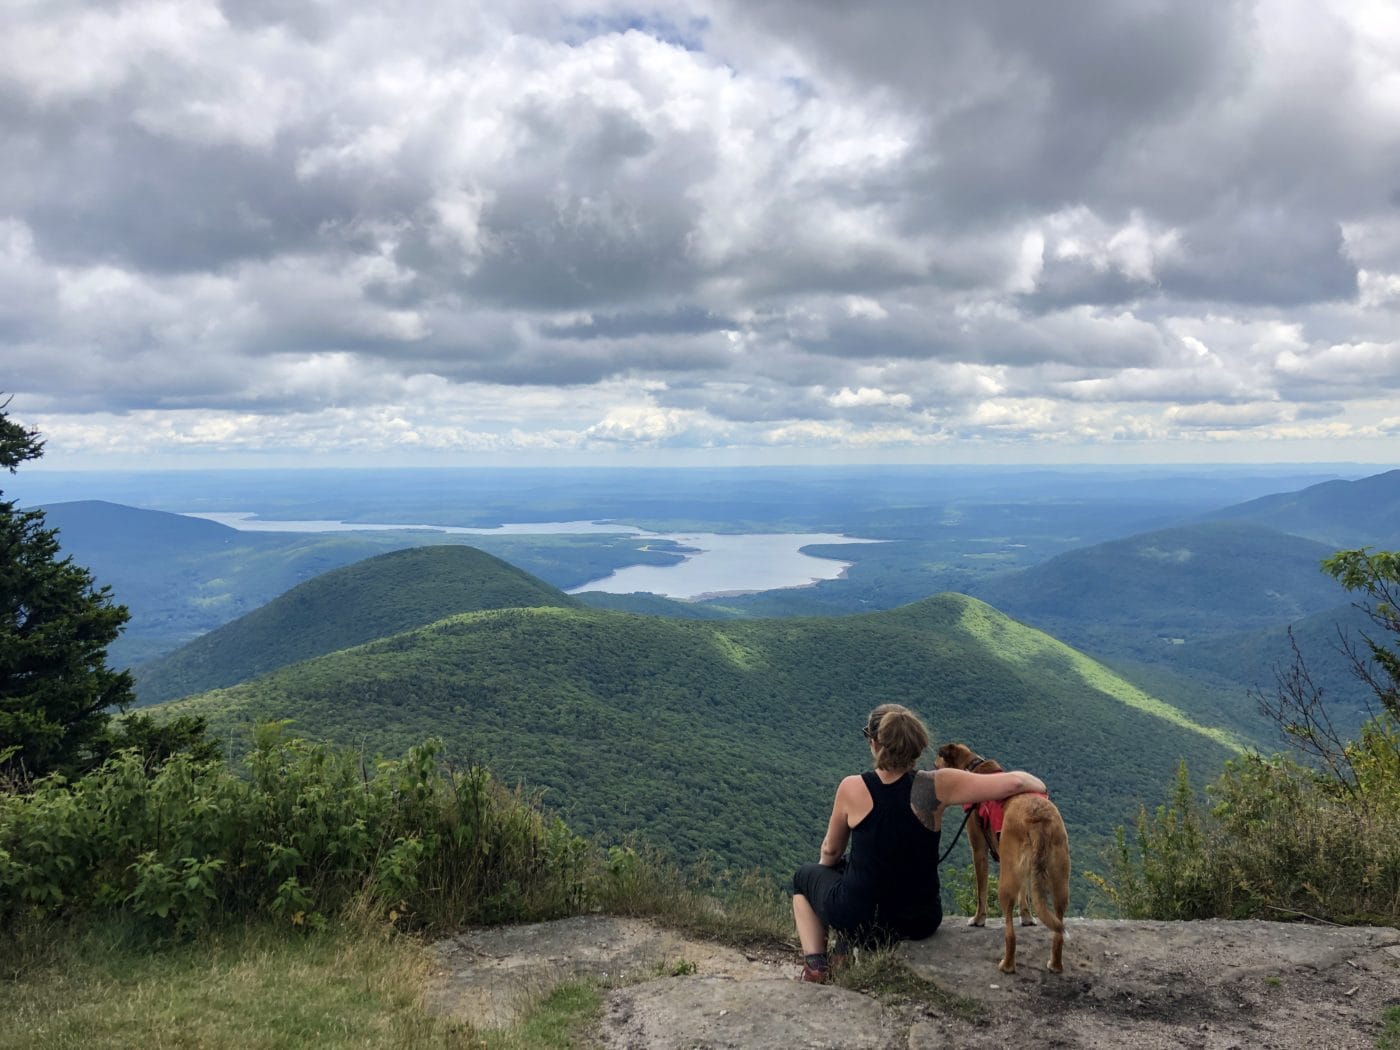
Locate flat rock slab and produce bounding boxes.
[602,976,889,1050]
[899,918,1400,1049]
[426,915,1399,1049]
[424,914,780,1029]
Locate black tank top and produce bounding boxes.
[843,770,942,924]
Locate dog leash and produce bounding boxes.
[937,806,975,865]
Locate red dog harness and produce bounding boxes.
[963,792,1050,863]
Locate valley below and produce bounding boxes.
[13,463,1400,901]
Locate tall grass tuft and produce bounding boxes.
[592,844,791,946]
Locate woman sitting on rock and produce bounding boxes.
[790,703,1046,983]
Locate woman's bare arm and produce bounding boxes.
[932,767,1046,807]
[818,775,860,864]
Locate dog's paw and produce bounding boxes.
[967,916,986,927]
[997,958,1016,974]
[1020,916,1036,926]
[1046,960,1063,974]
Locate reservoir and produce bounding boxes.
[185,513,878,599]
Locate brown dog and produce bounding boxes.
[935,743,1070,973]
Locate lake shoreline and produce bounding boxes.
[688,563,853,602]
[185,512,877,600]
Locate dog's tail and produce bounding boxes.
[1023,797,1069,934]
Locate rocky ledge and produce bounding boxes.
[427,915,1400,1049]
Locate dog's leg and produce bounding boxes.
[1045,836,1070,974]
[1001,806,1034,926]
[1048,892,1066,973]
[1019,874,1037,926]
[993,831,1034,924]
[968,821,989,927]
[996,851,1021,973]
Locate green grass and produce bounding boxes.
[479,982,602,1050]
[1,921,469,1050]
[836,947,983,1023]
[590,847,793,949]
[0,855,791,1050]
[0,920,615,1050]
[1379,1005,1400,1050]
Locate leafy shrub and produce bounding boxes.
[1092,727,1400,926]
[0,724,592,935]
[1094,546,1400,928]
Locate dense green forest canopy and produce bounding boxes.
[135,545,580,704]
[163,591,1240,897]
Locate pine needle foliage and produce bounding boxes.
[1,402,134,779]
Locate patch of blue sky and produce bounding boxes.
[567,11,709,51]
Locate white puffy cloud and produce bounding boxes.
[827,388,913,410]
[585,406,694,444]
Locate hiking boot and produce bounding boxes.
[799,961,829,983]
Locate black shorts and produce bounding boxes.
[792,861,941,946]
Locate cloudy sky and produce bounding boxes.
[4,0,1400,467]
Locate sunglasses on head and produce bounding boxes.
[862,725,875,741]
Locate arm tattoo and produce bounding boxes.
[910,770,941,832]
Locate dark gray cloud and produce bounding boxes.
[1017,259,1157,314]
[714,0,1248,220]
[1158,210,1358,306]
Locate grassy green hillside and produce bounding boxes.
[165,593,1241,886]
[1201,468,1400,548]
[962,520,1373,741]
[134,546,578,705]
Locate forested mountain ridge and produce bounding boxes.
[574,590,738,619]
[162,592,1240,886]
[40,500,241,551]
[961,517,1384,739]
[1161,599,1380,733]
[968,521,1345,663]
[1199,467,1400,548]
[135,545,578,704]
